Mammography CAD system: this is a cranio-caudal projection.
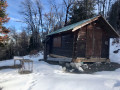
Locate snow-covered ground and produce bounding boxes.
[110,39,120,64]
[0,39,120,90]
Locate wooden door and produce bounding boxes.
[86,25,102,58]
[94,28,102,57]
[86,25,94,58]
[76,27,86,57]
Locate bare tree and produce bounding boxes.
[8,27,30,56]
[44,9,54,34]
[97,0,112,18]
[50,0,64,29]
[97,0,105,15]
[108,0,112,13]
[43,0,64,34]
[63,0,75,26]
[20,0,43,50]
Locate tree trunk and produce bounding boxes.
[64,7,69,26]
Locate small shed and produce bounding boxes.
[44,15,120,63]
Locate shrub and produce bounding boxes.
[29,50,38,55]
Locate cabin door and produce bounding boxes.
[86,25,102,58]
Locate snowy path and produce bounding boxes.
[0,59,120,90]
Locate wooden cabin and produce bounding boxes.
[44,15,120,63]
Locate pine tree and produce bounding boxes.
[108,0,120,34]
[69,0,95,24]
[0,0,10,46]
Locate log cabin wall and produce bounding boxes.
[76,27,87,58]
[93,22,110,58]
[51,32,74,58]
[76,22,106,59]
[85,23,103,58]
[48,21,110,59]
[76,24,96,58]
[85,24,94,58]
[45,16,119,62]
[92,23,103,58]
[101,28,110,58]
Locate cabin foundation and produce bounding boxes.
[73,58,110,63]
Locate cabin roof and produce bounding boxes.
[47,15,120,37]
[48,16,98,36]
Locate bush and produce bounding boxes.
[29,50,39,55]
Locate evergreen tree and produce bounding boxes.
[0,0,10,46]
[69,0,95,24]
[108,0,120,34]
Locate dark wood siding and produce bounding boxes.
[74,24,103,58]
[101,30,109,58]
[51,33,74,57]
[76,27,86,57]
[94,27,102,57]
[86,25,94,57]
[48,21,110,59]
[86,24,102,58]
[53,36,61,47]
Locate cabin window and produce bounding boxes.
[53,36,61,47]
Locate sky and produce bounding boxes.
[5,0,50,32]
[5,0,112,33]
[5,0,26,32]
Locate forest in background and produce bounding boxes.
[0,0,120,60]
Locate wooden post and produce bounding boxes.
[32,62,33,72]
[14,60,16,66]
[44,42,47,61]
[72,31,78,60]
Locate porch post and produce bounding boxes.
[44,42,47,61]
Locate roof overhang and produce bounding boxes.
[100,16,120,38]
[72,15,120,38]
[72,15,100,32]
